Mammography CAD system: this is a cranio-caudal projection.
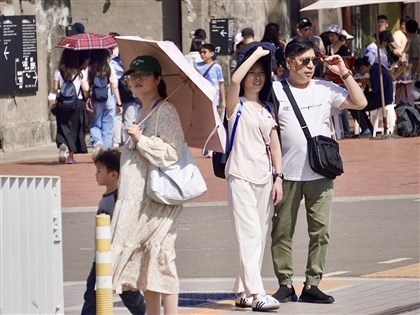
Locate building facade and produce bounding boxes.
[0,0,417,151]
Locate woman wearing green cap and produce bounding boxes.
[111,55,184,314]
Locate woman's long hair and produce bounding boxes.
[155,74,168,99]
[58,49,81,81]
[88,49,111,83]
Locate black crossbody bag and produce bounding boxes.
[281,80,344,179]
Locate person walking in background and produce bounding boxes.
[406,19,420,78]
[111,55,185,315]
[271,37,367,304]
[352,56,394,137]
[294,18,326,78]
[185,28,207,68]
[184,38,203,69]
[325,24,351,138]
[195,43,226,156]
[261,22,286,75]
[51,49,88,164]
[108,32,125,148]
[81,149,146,315]
[393,16,411,63]
[364,30,395,69]
[231,28,257,71]
[82,49,122,158]
[225,45,283,312]
[376,14,402,64]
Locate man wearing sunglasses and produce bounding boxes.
[271,37,367,304]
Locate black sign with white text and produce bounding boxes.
[210,18,234,56]
[0,15,38,95]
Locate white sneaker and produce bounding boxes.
[58,143,67,164]
[235,293,252,308]
[252,294,280,312]
[92,141,103,159]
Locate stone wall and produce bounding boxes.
[0,0,69,151]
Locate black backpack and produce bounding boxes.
[394,102,420,137]
[118,76,133,103]
[91,75,109,102]
[56,74,80,111]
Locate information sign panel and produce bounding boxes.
[209,18,234,56]
[0,15,38,95]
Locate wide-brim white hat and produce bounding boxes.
[341,29,354,40]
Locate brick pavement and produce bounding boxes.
[1,137,419,207]
[1,137,420,314]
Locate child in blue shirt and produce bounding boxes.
[81,149,146,315]
[196,43,226,157]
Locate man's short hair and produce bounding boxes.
[94,149,121,174]
[241,28,254,38]
[285,37,316,59]
[405,20,419,34]
[377,14,388,22]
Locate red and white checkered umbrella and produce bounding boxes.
[56,32,117,50]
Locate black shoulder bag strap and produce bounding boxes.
[281,80,312,141]
[202,62,216,78]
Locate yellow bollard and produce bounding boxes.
[96,214,113,315]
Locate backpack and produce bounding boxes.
[118,76,133,103]
[56,74,80,111]
[394,102,420,137]
[91,75,109,103]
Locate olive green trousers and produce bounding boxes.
[271,178,333,286]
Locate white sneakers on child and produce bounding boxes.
[235,294,252,308]
[58,143,68,164]
[251,294,280,312]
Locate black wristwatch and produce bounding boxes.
[273,172,284,181]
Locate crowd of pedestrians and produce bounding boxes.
[48,13,419,314]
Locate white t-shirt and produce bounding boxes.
[393,30,408,61]
[54,69,87,99]
[273,80,347,181]
[225,97,277,184]
[184,51,203,69]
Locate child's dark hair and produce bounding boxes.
[94,149,121,173]
[201,43,216,52]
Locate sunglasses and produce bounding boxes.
[297,57,320,66]
[127,73,153,81]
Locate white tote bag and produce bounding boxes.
[146,104,207,205]
[147,142,207,205]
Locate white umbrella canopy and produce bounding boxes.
[301,0,410,11]
[116,36,226,152]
